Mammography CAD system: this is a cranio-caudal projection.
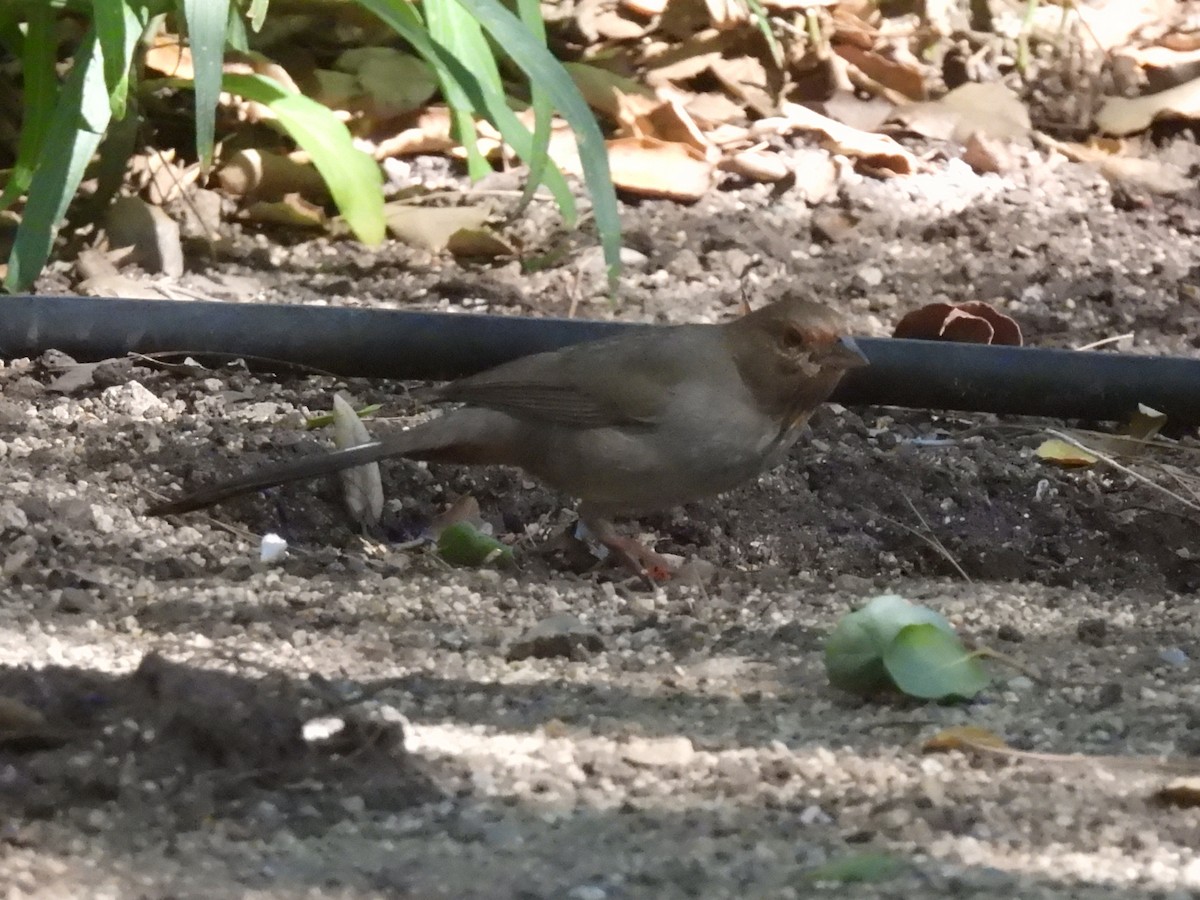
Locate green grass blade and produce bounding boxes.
[511,0,552,219]
[425,0,499,180]
[221,72,385,244]
[356,0,579,228]
[91,0,130,117]
[5,12,143,291]
[452,0,620,286]
[181,0,231,169]
[0,4,57,211]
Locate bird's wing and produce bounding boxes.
[430,329,703,428]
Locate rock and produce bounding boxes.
[505,613,605,661]
[620,735,695,768]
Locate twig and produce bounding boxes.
[1045,429,1200,515]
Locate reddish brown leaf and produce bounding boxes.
[893,301,1022,346]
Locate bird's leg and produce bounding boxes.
[579,506,674,583]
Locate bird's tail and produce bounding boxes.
[148,409,516,516]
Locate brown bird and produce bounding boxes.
[150,296,867,578]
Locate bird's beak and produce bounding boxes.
[825,336,870,370]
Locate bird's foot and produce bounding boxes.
[601,534,674,583]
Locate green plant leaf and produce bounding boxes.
[883,623,990,700]
[454,0,619,285]
[437,522,515,568]
[355,0,577,228]
[511,0,552,220]
[425,0,500,180]
[91,0,130,117]
[0,3,56,211]
[221,72,385,244]
[181,0,231,169]
[804,852,904,884]
[6,8,146,291]
[824,594,952,694]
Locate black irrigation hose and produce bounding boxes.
[2,294,1199,424]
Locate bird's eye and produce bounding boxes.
[781,326,807,350]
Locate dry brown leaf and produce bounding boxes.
[622,0,667,13]
[704,0,749,29]
[565,62,657,121]
[221,53,301,125]
[1038,135,1191,195]
[893,301,1022,345]
[719,149,790,182]
[762,0,838,9]
[892,82,1030,143]
[709,54,777,117]
[1096,75,1200,135]
[1116,44,1200,70]
[835,44,927,101]
[446,228,516,259]
[375,107,458,158]
[1162,32,1200,52]
[244,193,327,229]
[216,149,329,202]
[144,34,194,79]
[384,204,490,252]
[756,102,917,176]
[577,0,650,41]
[634,99,713,156]
[683,91,747,126]
[1074,0,1175,52]
[607,137,715,199]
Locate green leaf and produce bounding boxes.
[221,72,385,244]
[91,0,129,117]
[511,0,551,220]
[805,852,904,884]
[356,0,578,228]
[0,4,56,211]
[824,594,952,695]
[454,0,619,285]
[437,522,515,568]
[6,8,147,291]
[181,0,231,169]
[425,0,500,180]
[883,624,990,700]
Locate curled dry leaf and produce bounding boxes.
[756,102,917,176]
[719,149,791,182]
[375,107,458,158]
[216,149,330,202]
[835,44,927,102]
[332,392,383,528]
[606,136,715,200]
[144,33,194,79]
[1096,75,1200,135]
[244,193,327,229]
[1039,134,1191,195]
[893,301,1023,346]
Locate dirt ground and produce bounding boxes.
[4,139,1200,899]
